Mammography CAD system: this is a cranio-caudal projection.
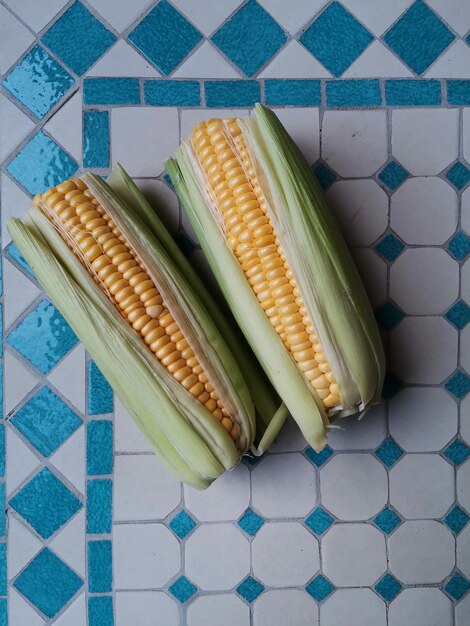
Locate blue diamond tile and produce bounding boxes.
[212,0,287,77]
[7,299,78,374]
[373,507,402,534]
[445,301,470,330]
[383,0,454,75]
[443,439,470,465]
[444,506,470,534]
[11,386,81,457]
[10,468,82,538]
[382,372,403,399]
[445,572,470,600]
[447,232,470,261]
[238,508,265,537]
[236,576,265,602]
[375,234,405,262]
[313,162,337,189]
[169,510,197,539]
[305,507,334,535]
[305,445,334,467]
[129,0,202,76]
[299,2,373,77]
[374,573,403,602]
[375,438,404,468]
[375,301,405,330]
[243,450,264,466]
[14,548,82,618]
[445,371,470,400]
[446,162,470,190]
[7,131,78,195]
[378,161,409,190]
[169,576,197,603]
[306,574,335,602]
[174,231,198,255]
[2,45,74,119]
[42,1,116,76]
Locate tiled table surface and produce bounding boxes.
[2,0,470,624]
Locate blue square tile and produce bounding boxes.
[374,573,402,601]
[447,232,470,261]
[7,299,78,374]
[326,79,381,107]
[83,111,109,169]
[83,78,140,105]
[0,599,6,626]
[145,80,200,106]
[378,162,409,190]
[14,548,82,618]
[443,506,470,534]
[313,163,337,190]
[212,0,286,77]
[445,301,470,330]
[87,479,112,534]
[88,361,113,415]
[169,576,197,603]
[0,545,5,596]
[11,386,81,457]
[9,468,82,538]
[0,426,5,478]
[443,439,470,465]
[305,444,333,467]
[88,540,112,593]
[42,1,116,75]
[89,596,113,626]
[446,162,470,190]
[375,438,404,468]
[305,507,334,535]
[448,80,470,106]
[2,45,74,119]
[383,0,454,74]
[445,572,470,600]
[375,301,405,330]
[373,507,402,534]
[169,510,197,539]
[238,508,265,537]
[87,420,113,475]
[265,79,321,106]
[385,79,441,106]
[236,576,264,602]
[375,234,405,262]
[129,0,202,76]
[204,80,260,107]
[7,132,78,195]
[300,2,373,77]
[306,574,335,602]
[445,371,470,400]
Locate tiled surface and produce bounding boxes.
[1,1,470,624]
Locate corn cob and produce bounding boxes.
[167,104,385,451]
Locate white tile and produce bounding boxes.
[322,523,386,586]
[171,0,243,36]
[252,522,319,586]
[53,593,86,626]
[88,0,155,32]
[461,396,470,445]
[252,453,316,518]
[389,521,454,584]
[326,180,388,246]
[0,93,35,163]
[9,588,45,626]
[321,588,386,626]
[116,591,179,626]
[391,177,458,245]
[4,350,39,415]
[464,109,470,165]
[6,426,40,495]
[0,5,35,73]
[458,459,470,513]
[390,248,459,314]
[389,588,453,626]
[258,0,326,34]
[456,594,470,626]
[180,109,247,141]
[44,92,82,164]
[328,402,387,450]
[1,174,32,247]
[188,594,250,626]
[389,387,458,452]
[322,111,387,177]
[390,317,457,384]
[4,258,40,330]
[253,589,318,626]
[88,40,161,76]
[342,0,413,36]
[49,426,85,495]
[114,454,180,521]
[8,514,42,577]
[392,109,459,175]
[184,464,249,521]
[350,248,387,308]
[49,510,85,577]
[271,107,319,165]
[390,454,454,518]
[2,0,68,32]
[114,523,180,589]
[426,0,470,37]
[461,325,470,374]
[134,179,180,235]
[462,189,470,236]
[111,108,179,176]
[344,41,413,78]
[425,40,470,78]
[320,453,387,520]
[462,258,470,307]
[47,344,86,414]
[185,524,250,590]
[259,40,332,78]
[173,42,240,78]
[270,417,308,452]
[457,525,470,578]
[114,397,153,453]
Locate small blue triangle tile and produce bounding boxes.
[375,234,405,262]
[375,301,405,330]
[169,510,197,539]
[238,508,265,537]
[243,451,264,466]
[445,301,470,330]
[444,572,470,600]
[443,506,470,534]
[313,162,337,190]
[237,576,265,602]
[446,162,470,190]
[443,439,470,465]
[304,507,334,535]
[378,161,409,191]
[373,507,402,535]
[375,438,404,468]
[306,574,335,602]
[447,232,470,261]
[305,445,334,467]
[445,371,470,400]
[374,573,403,602]
[168,576,197,603]
[382,372,404,400]
[5,242,33,277]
